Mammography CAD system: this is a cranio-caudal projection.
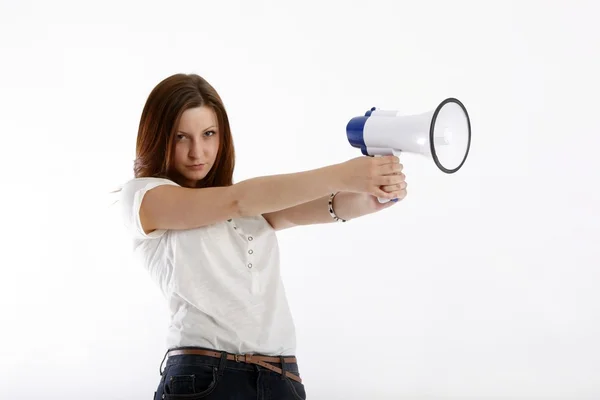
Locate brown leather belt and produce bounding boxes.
[166,348,302,383]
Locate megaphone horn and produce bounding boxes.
[346,97,472,174]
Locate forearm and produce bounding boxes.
[269,194,333,226]
[232,165,342,217]
[271,192,377,226]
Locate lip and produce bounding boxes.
[187,164,206,170]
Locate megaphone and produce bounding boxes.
[346,97,472,203]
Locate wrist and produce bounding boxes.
[333,192,378,221]
[328,192,348,222]
[325,162,348,193]
[331,191,364,222]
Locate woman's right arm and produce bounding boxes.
[139,156,402,234]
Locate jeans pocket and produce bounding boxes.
[284,376,307,400]
[163,364,219,399]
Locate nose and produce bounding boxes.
[188,139,205,160]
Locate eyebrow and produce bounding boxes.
[177,126,217,135]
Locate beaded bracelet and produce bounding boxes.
[328,192,347,222]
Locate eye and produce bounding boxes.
[176,134,187,141]
[204,130,216,137]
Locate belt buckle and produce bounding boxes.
[234,354,252,363]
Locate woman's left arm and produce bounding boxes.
[262,191,400,230]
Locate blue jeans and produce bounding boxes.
[153,347,307,399]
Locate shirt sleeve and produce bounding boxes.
[119,177,180,240]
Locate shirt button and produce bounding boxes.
[248,263,253,268]
[248,236,253,241]
[248,249,253,254]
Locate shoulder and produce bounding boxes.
[120,177,180,193]
[117,177,179,203]
[115,177,181,239]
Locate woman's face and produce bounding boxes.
[172,106,220,187]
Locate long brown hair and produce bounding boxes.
[134,73,235,188]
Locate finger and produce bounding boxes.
[390,172,406,181]
[375,173,406,186]
[376,188,407,201]
[382,162,403,174]
[373,187,397,199]
[381,181,407,192]
[381,182,402,191]
[375,155,400,165]
[395,189,408,199]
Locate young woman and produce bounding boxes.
[118,73,407,399]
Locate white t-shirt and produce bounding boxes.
[119,177,297,356]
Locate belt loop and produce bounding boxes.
[159,349,169,376]
[280,356,286,380]
[217,351,228,377]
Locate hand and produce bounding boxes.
[334,155,404,199]
[380,170,407,202]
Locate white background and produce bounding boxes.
[1,0,599,399]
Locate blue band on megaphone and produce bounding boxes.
[346,107,376,156]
